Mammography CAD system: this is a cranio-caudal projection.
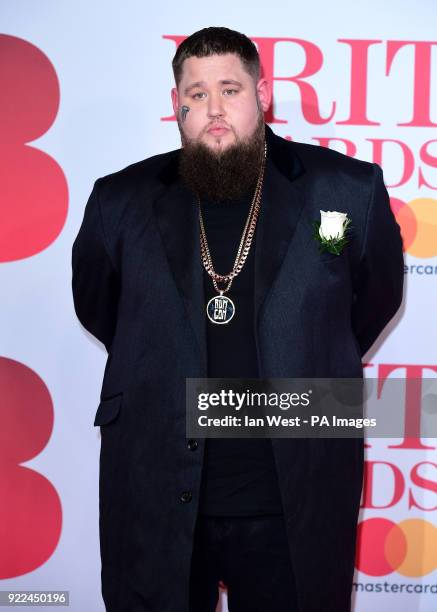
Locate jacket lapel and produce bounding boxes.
[153,124,307,370]
[254,125,307,328]
[153,169,208,371]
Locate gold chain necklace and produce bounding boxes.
[198,140,267,325]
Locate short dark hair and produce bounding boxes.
[172,27,260,87]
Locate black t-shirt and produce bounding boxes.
[197,189,284,517]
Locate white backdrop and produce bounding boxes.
[1,1,436,610]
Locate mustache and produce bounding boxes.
[204,121,232,130]
[200,122,236,143]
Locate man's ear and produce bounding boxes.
[256,78,272,113]
[171,87,179,116]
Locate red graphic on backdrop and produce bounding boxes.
[0,357,61,578]
[362,364,437,450]
[361,460,437,512]
[0,35,68,262]
[356,518,407,576]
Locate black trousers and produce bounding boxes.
[188,514,298,612]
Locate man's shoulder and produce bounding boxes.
[283,136,375,178]
[95,147,180,200]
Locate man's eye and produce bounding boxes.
[223,89,238,96]
[192,92,206,100]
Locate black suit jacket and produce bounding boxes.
[72,124,404,612]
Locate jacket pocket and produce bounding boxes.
[318,251,347,265]
[94,392,123,426]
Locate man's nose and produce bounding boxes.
[207,92,225,118]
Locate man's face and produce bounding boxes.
[171,52,271,152]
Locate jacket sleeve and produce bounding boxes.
[351,163,404,357]
[71,178,120,352]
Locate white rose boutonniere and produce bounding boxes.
[313,210,352,255]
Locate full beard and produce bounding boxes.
[177,112,266,203]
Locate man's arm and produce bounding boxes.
[351,163,404,357]
[71,179,120,352]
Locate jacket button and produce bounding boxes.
[187,439,198,451]
[180,491,192,503]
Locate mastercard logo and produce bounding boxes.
[391,197,437,258]
[356,518,437,577]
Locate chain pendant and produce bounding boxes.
[200,140,267,327]
[206,292,235,325]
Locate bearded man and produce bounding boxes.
[72,26,404,612]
